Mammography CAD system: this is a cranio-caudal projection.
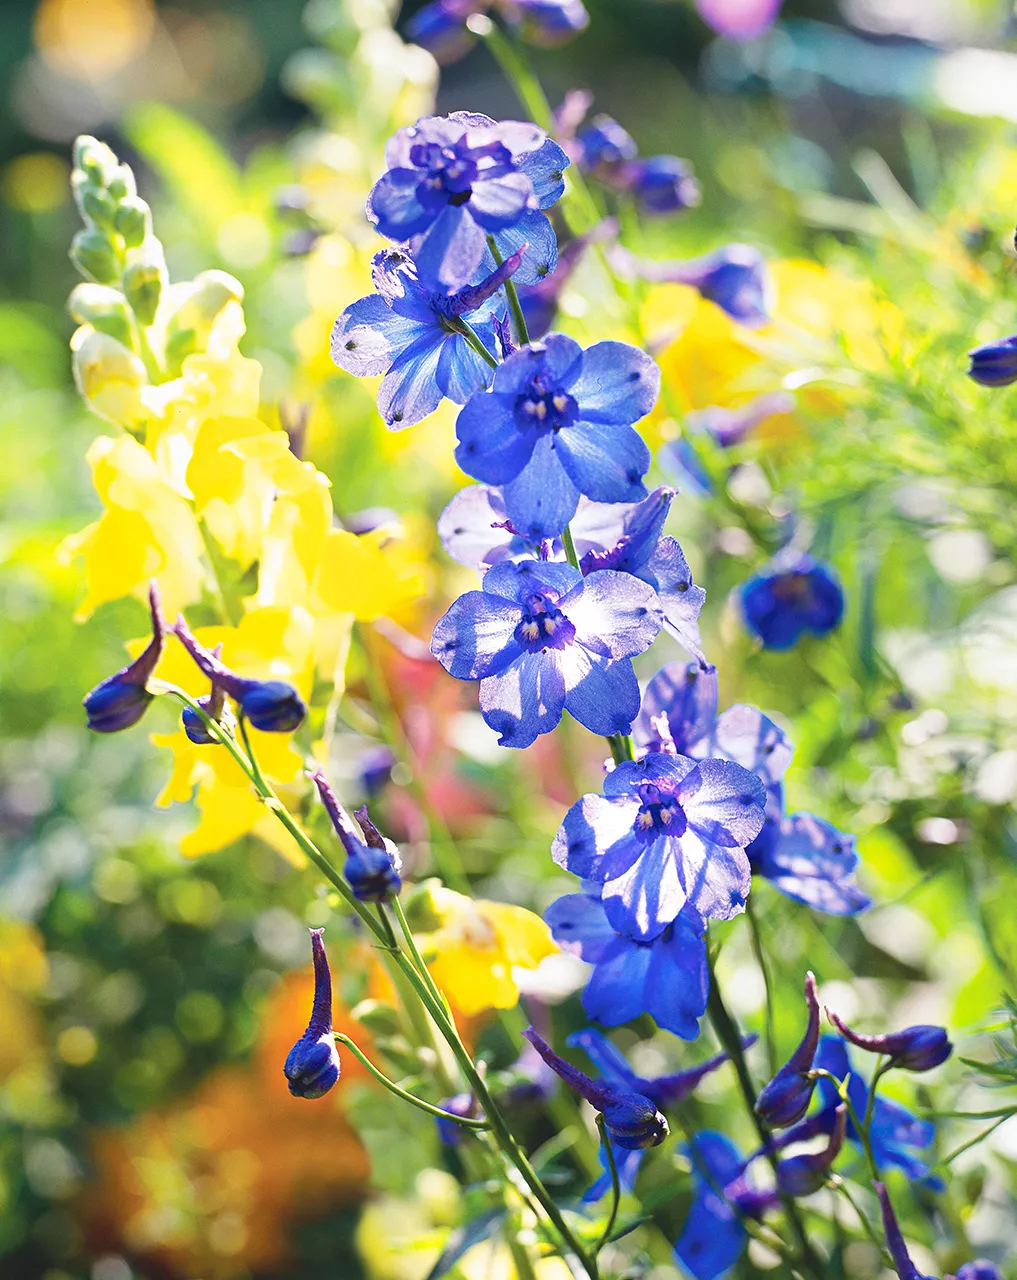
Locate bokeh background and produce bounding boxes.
[6,1,1017,1278]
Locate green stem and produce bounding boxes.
[469,16,552,128]
[486,234,530,346]
[811,1068,879,1183]
[594,1117,621,1255]
[827,1177,888,1260]
[940,1114,1014,1166]
[333,1033,489,1129]
[745,896,778,1076]
[561,523,581,570]
[448,315,499,368]
[606,733,634,765]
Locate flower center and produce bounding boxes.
[411,142,479,208]
[633,783,688,840]
[514,592,576,653]
[514,375,579,437]
[769,572,814,608]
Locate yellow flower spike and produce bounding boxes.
[420,887,558,1017]
[314,528,426,622]
[61,434,206,619]
[71,324,149,430]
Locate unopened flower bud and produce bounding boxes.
[616,155,701,215]
[67,284,134,348]
[954,1263,1004,1280]
[826,1010,952,1073]
[284,928,341,1098]
[164,270,245,371]
[967,335,1017,387]
[73,136,119,186]
[70,228,120,285]
[81,186,118,229]
[874,1182,936,1280]
[776,1105,846,1196]
[756,972,820,1128]
[71,326,148,428]
[123,239,167,327]
[501,0,590,47]
[107,165,137,202]
[577,115,637,170]
[114,197,151,248]
[83,583,165,732]
[406,0,482,64]
[181,648,232,744]
[523,1026,668,1150]
[309,772,402,903]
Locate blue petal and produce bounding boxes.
[455,391,534,484]
[567,1028,643,1093]
[487,209,559,286]
[377,332,445,428]
[601,833,688,941]
[517,137,570,209]
[674,1192,746,1280]
[415,203,487,291]
[502,434,581,540]
[603,751,698,799]
[437,485,517,571]
[583,1145,645,1202]
[551,793,645,881]
[330,293,426,376]
[561,648,642,737]
[430,591,523,679]
[679,760,767,848]
[696,705,794,789]
[544,893,617,964]
[479,650,567,747]
[467,172,533,230]
[556,420,651,504]
[570,340,661,425]
[664,828,752,923]
[561,570,663,659]
[649,537,707,661]
[581,934,654,1025]
[636,662,719,755]
[367,167,433,239]
[760,812,870,916]
[483,557,582,605]
[645,916,709,1039]
[609,488,674,574]
[435,332,496,404]
[491,332,583,393]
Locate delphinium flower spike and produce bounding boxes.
[522,1027,668,1149]
[173,615,307,732]
[825,1010,952,1073]
[309,770,402,903]
[83,581,165,732]
[755,971,821,1127]
[284,928,342,1099]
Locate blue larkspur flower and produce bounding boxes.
[546,892,708,1038]
[406,0,483,65]
[84,581,165,733]
[331,246,525,429]
[522,1026,668,1149]
[552,750,766,938]
[454,333,661,540]
[501,0,589,45]
[616,154,701,215]
[576,115,638,171]
[181,653,233,745]
[967,334,1017,388]
[367,112,568,291]
[431,557,662,748]
[636,661,870,915]
[675,1132,776,1280]
[740,551,845,650]
[284,928,342,1098]
[610,242,771,328]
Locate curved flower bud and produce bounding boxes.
[309,771,402,903]
[284,928,341,1099]
[173,616,307,733]
[615,155,701,216]
[523,1026,668,1150]
[776,1105,845,1196]
[874,1182,936,1280]
[826,1011,952,1073]
[755,971,820,1128]
[968,335,1017,388]
[181,647,232,745]
[406,0,484,64]
[83,582,165,732]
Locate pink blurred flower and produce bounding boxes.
[695,0,782,41]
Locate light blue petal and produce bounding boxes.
[561,648,642,737]
[415,202,487,291]
[761,812,870,916]
[455,391,534,484]
[437,485,516,571]
[435,332,495,404]
[561,570,662,659]
[479,650,567,747]
[636,662,719,756]
[468,172,533,230]
[486,209,560,286]
[570,340,661,425]
[603,751,699,799]
[696,705,794,788]
[517,137,570,209]
[669,829,752,922]
[491,332,584,393]
[377,332,445,428]
[556,421,651,503]
[650,537,707,661]
[679,760,767,848]
[544,894,616,964]
[483,557,582,604]
[367,166,433,239]
[551,793,645,881]
[430,591,523,679]
[601,833,688,941]
[502,434,581,540]
[330,293,425,376]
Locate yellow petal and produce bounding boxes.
[313,528,425,621]
[481,902,558,969]
[180,773,264,858]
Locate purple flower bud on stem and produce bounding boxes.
[182,645,230,744]
[776,1104,846,1196]
[826,1010,952,1073]
[309,771,402,903]
[954,1262,1005,1280]
[874,1181,936,1280]
[967,335,1017,388]
[284,928,341,1099]
[173,616,307,733]
[755,972,820,1127]
[84,581,165,733]
[500,0,590,48]
[523,1027,668,1150]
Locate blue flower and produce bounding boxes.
[406,0,482,65]
[284,928,342,1099]
[826,1010,952,1073]
[454,334,660,540]
[740,552,845,650]
[331,246,523,429]
[431,558,662,748]
[576,115,638,171]
[367,112,568,290]
[84,582,165,733]
[546,893,708,1038]
[310,771,402,903]
[568,1027,746,1109]
[967,334,1017,387]
[501,0,589,46]
[674,1133,775,1280]
[610,243,771,327]
[552,750,766,938]
[755,971,820,1128]
[616,155,701,215]
[522,1026,669,1149]
[753,812,871,916]
[813,1037,940,1185]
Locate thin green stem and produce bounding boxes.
[486,234,530,346]
[606,733,634,765]
[810,1068,879,1182]
[940,1113,1014,1166]
[827,1177,889,1260]
[745,896,778,1076]
[561,523,581,570]
[447,315,499,368]
[594,1117,621,1256]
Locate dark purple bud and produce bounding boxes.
[284,928,341,1099]
[756,972,821,1128]
[614,155,701,216]
[954,1263,1004,1280]
[406,0,485,64]
[577,115,638,171]
[173,616,307,733]
[776,1105,846,1197]
[612,243,770,328]
[826,1011,952,1073]
[875,1181,936,1280]
[182,645,230,744]
[310,772,402,903]
[968,335,1017,387]
[435,1092,484,1146]
[84,582,165,733]
[523,1027,668,1150]
[450,244,526,315]
[500,0,590,48]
